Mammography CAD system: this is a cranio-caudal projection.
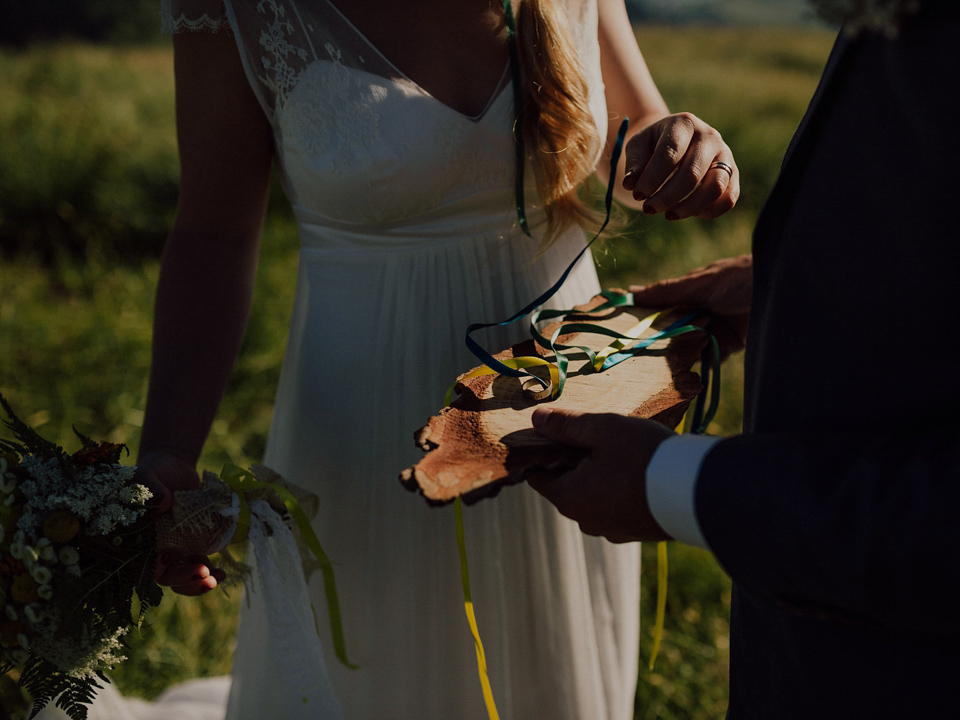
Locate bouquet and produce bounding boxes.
[0,396,160,719]
[0,396,349,720]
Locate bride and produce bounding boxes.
[40,1,737,718]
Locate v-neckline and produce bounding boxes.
[322,0,511,122]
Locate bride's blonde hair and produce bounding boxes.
[513,0,603,247]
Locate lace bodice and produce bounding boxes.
[161,0,606,236]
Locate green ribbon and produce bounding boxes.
[220,463,357,670]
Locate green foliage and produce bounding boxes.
[0,26,836,719]
[19,660,103,720]
[0,44,293,265]
[0,1,161,46]
[0,45,179,263]
[636,544,733,720]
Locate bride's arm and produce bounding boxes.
[139,30,274,595]
[597,0,739,219]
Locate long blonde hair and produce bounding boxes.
[512,0,602,247]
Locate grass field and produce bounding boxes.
[0,25,835,719]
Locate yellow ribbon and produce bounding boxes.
[444,356,560,406]
[647,401,706,670]
[592,311,662,371]
[220,463,357,669]
[649,541,669,670]
[446,359,504,719]
[447,318,674,703]
[455,497,500,720]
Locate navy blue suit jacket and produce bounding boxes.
[695,2,960,717]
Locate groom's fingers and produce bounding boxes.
[527,461,595,523]
[528,462,646,544]
[531,407,611,448]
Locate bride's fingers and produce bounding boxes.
[172,578,217,596]
[641,144,718,215]
[156,553,223,595]
[625,115,697,205]
[665,159,740,220]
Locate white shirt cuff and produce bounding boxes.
[647,434,723,549]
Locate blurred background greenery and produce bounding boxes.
[0,7,835,718]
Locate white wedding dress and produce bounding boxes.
[39,1,641,718]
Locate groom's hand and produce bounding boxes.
[629,254,753,361]
[527,408,674,543]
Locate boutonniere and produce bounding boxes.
[809,0,923,36]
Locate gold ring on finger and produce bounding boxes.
[709,161,734,177]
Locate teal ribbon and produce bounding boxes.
[503,0,530,237]
[464,117,630,396]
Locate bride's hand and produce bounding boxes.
[621,112,739,221]
[137,451,226,596]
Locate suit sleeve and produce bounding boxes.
[695,426,960,634]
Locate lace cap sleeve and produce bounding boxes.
[160,0,232,34]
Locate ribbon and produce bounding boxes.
[219,463,357,669]
[463,117,630,399]
[455,497,500,720]
[647,334,721,670]
[503,0,530,237]
[649,540,669,670]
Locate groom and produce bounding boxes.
[529,1,960,717]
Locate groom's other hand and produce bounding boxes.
[629,254,752,361]
[528,408,674,543]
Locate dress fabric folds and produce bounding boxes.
[42,2,641,718]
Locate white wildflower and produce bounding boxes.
[30,565,52,585]
[19,458,146,534]
[24,603,43,624]
[5,605,17,620]
[4,493,16,506]
[34,625,128,677]
[38,585,53,601]
[39,543,56,562]
[0,474,15,494]
[119,484,153,505]
[17,510,38,537]
[58,546,79,565]
[22,546,39,568]
[9,648,28,664]
[17,633,29,650]
[9,542,24,560]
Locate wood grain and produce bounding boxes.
[400,297,707,505]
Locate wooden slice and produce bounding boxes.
[400,296,708,506]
